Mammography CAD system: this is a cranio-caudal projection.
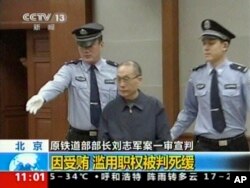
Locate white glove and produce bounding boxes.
[26,95,45,115]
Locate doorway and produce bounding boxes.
[0,30,28,139]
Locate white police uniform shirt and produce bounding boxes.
[38,58,117,130]
[171,59,250,140]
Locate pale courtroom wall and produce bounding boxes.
[93,0,163,101]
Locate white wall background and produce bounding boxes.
[179,0,250,135]
[93,0,163,101]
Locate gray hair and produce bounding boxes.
[118,60,142,76]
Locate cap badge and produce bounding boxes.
[79,29,87,35]
[204,20,211,29]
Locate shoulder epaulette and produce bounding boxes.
[64,59,81,65]
[106,60,118,67]
[192,63,206,71]
[230,63,248,73]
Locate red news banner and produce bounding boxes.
[0,172,48,188]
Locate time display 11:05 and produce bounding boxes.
[15,172,45,182]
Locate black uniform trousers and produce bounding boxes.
[66,126,97,141]
[194,133,250,171]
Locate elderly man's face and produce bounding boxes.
[116,65,142,100]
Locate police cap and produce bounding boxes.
[72,22,104,47]
[201,19,235,41]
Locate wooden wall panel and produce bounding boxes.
[0,0,49,29]
[162,0,179,125]
[27,30,53,139]
[35,63,51,92]
[33,39,50,58]
[35,119,53,139]
[4,115,27,139]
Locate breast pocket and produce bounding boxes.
[222,89,240,97]
[194,89,207,97]
[72,80,88,89]
[99,85,117,102]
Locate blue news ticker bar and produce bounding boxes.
[48,152,250,172]
[0,152,249,171]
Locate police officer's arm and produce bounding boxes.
[242,70,250,111]
[170,77,198,140]
[38,65,72,102]
[26,65,71,114]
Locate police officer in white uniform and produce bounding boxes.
[26,23,118,141]
[171,19,250,152]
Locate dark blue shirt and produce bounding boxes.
[98,91,171,144]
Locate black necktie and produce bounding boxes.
[210,69,226,132]
[90,65,101,127]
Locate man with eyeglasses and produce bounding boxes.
[98,60,171,149]
[26,23,118,141]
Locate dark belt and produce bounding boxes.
[70,126,98,137]
[196,133,245,147]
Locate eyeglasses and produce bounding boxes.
[115,75,140,83]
